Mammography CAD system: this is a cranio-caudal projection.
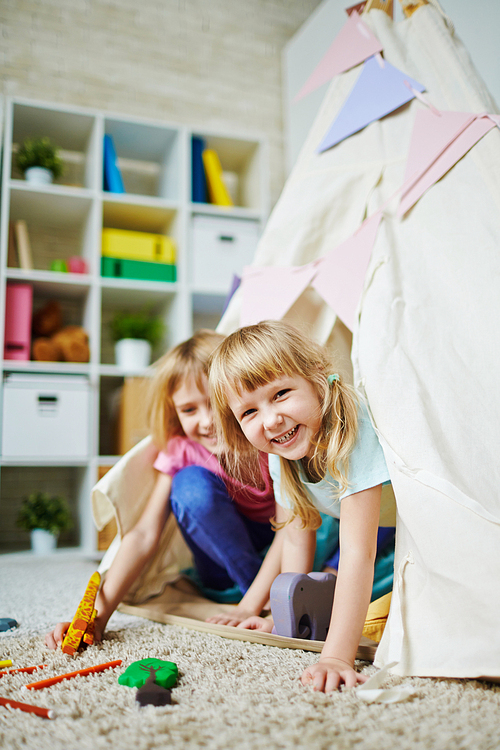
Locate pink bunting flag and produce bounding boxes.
[293,11,382,102]
[312,212,382,331]
[240,264,318,327]
[398,110,496,216]
[317,55,425,152]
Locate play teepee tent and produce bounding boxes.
[92,0,500,679]
[218,0,500,679]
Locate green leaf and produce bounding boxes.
[118,659,178,689]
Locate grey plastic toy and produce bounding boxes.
[270,572,336,641]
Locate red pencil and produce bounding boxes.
[0,665,47,678]
[0,695,56,719]
[23,659,122,691]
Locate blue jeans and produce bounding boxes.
[170,465,274,595]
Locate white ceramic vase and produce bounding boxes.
[115,338,152,370]
[24,166,53,185]
[31,528,57,555]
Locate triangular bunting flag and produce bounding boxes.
[312,212,382,331]
[240,264,318,327]
[293,11,382,102]
[398,112,495,216]
[345,3,368,16]
[486,113,500,128]
[398,108,476,215]
[317,55,425,152]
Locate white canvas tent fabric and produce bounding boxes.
[219,4,500,678]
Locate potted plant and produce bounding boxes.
[17,492,73,554]
[110,309,165,370]
[15,136,64,185]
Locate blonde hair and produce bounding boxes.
[148,329,225,448]
[209,320,358,530]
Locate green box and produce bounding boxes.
[101,256,176,282]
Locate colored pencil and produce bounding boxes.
[0,665,47,678]
[23,659,122,690]
[0,695,56,719]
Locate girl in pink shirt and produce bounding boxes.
[46,330,275,648]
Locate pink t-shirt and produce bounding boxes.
[153,435,275,524]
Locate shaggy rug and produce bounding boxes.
[1,553,499,750]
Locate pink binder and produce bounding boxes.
[4,282,33,360]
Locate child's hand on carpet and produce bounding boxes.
[206,610,256,627]
[45,621,71,649]
[301,657,368,692]
[44,620,104,649]
[236,615,274,632]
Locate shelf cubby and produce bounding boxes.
[11,101,99,190]
[104,117,181,200]
[8,185,95,272]
[0,464,85,553]
[191,132,265,211]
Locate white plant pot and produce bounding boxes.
[115,338,152,370]
[24,166,53,185]
[31,528,58,555]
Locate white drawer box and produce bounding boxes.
[191,215,260,290]
[2,374,91,459]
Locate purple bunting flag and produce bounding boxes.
[317,55,425,153]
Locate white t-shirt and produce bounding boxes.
[268,402,391,520]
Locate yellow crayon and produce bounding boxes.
[0,660,13,669]
[61,571,101,655]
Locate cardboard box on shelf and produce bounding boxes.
[116,377,151,456]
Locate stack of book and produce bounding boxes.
[191,136,236,207]
[101,228,176,282]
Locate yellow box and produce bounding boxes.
[102,228,176,264]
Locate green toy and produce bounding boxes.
[118,659,178,690]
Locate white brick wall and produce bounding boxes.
[0,0,321,206]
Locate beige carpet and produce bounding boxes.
[1,554,499,750]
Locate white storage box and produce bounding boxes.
[191,215,260,290]
[1,373,91,459]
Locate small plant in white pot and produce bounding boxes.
[111,309,165,371]
[17,492,73,554]
[15,136,64,185]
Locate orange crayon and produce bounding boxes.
[24,660,122,690]
[0,695,56,719]
[0,665,47,678]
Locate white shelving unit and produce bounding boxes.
[0,97,269,554]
